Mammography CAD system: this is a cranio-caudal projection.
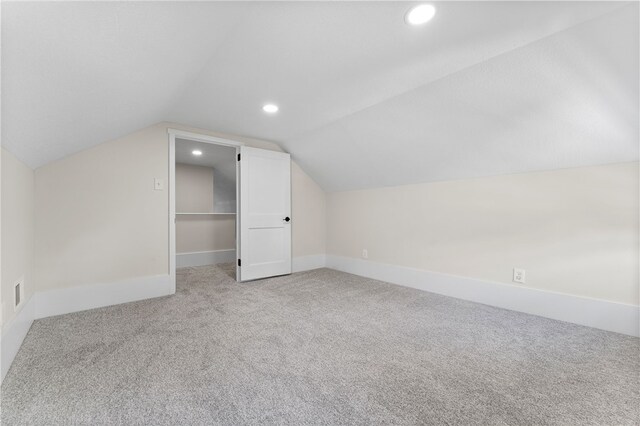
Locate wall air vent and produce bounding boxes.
[14,278,24,311]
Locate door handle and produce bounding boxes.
[283,217,291,222]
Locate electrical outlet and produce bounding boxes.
[154,178,164,191]
[362,249,368,259]
[513,268,526,284]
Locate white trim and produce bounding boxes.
[169,133,176,293]
[176,249,236,268]
[292,254,326,273]
[168,130,242,288]
[1,294,35,383]
[326,255,640,337]
[235,141,241,281]
[167,129,244,148]
[34,275,173,320]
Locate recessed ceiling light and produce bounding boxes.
[405,4,436,26]
[192,150,203,156]
[263,104,279,113]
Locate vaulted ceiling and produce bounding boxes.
[2,2,638,191]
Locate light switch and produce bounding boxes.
[154,178,164,191]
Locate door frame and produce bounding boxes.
[168,129,243,294]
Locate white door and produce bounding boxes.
[238,146,291,281]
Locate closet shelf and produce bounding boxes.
[176,212,236,215]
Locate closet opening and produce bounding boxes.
[168,130,243,291]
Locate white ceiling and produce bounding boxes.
[2,2,638,191]
[175,139,236,212]
[175,138,236,188]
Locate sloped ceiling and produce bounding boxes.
[2,2,638,191]
[175,139,236,191]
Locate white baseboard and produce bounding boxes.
[292,254,326,273]
[3,255,634,387]
[176,249,236,268]
[1,274,172,383]
[177,252,325,272]
[1,294,36,383]
[35,274,173,319]
[326,255,640,337]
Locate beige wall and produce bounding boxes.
[292,162,326,257]
[175,163,235,253]
[176,164,215,213]
[35,122,327,292]
[1,149,35,326]
[327,162,639,305]
[8,117,636,315]
[176,216,235,253]
[35,125,169,291]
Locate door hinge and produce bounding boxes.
[237,153,241,161]
[237,259,241,267]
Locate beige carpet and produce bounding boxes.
[2,264,638,425]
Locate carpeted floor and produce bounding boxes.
[1,264,638,425]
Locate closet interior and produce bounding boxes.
[175,139,237,270]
